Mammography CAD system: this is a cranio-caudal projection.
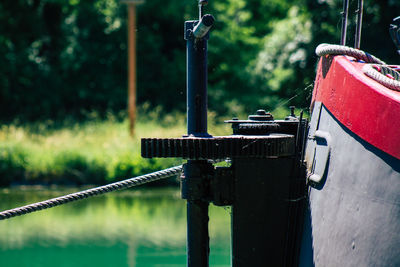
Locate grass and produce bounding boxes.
[0,104,303,186]
[0,110,232,186]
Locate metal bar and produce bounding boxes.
[354,0,364,49]
[185,21,209,136]
[184,160,210,267]
[184,20,211,267]
[340,0,349,45]
[199,0,208,20]
[199,3,203,19]
[187,199,210,266]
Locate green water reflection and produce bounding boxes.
[0,187,231,267]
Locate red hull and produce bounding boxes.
[301,54,400,266]
[312,55,400,159]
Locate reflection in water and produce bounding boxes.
[0,187,230,267]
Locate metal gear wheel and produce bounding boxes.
[141,134,295,160]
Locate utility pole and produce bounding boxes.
[121,0,144,136]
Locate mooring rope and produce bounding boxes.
[362,64,400,91]
[316,43,400,91]
[315,43,385,64]
[0,165,183,221]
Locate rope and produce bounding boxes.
[0,165,183,221]
[315,43,385,64]
[363,64,400,91]
[316,43,400,91]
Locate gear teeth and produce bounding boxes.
[141,135,295,159]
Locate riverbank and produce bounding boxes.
[0,111,230,186]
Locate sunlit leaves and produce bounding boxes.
[254,7,312,93]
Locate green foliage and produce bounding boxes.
[0,115,187,186]
[0,0,399,121]
[109,153,175,183]
[53,152,108,185]
[0,145,27,186]
[251,5,313,112]
[303,0,400,61]
[206,0,302,115]
[0,0,126,121]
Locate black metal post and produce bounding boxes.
[354,0,364,49]
[187,200,209,265]
[184,16,214,267]
[183,161,211,267]
[340,0,349,45]
[185,20,209,136]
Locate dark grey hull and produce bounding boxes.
[299,102,400,266]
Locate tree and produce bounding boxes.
[0,0,398,121]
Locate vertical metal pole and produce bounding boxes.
[184,161,210,267]
[340,0,349,46]
[354,0,363,49]
[199,0,208,20]
[187,200,209,266]
[186,21,209,137]
[128,3,137,136]
[184,20,210,267]
[199,3,203,20]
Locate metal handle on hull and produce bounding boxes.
[308,130,331,184]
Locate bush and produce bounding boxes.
[0,145,27,186]
[0,118,184,187]
[109,153,180,186]
[52,152,108,185]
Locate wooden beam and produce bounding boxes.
[127,3,137,137]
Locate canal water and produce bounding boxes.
[0,187,231,267]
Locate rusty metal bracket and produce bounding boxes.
[181,161,213,201]
[210,166,234,206]
[181,163,234,206]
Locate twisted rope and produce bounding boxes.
[0,165,182,221]
[363,64,400,91]
[316,43,400,91]
[315,43,385,64]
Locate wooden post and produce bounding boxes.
[127,3,137,137]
